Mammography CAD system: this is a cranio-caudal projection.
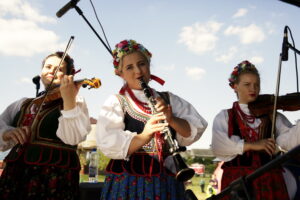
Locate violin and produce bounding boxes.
[33,77,101,104]
[248,92,300,117]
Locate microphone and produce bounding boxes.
[56,0,80,18]
[281,26,289,61]
[32,75,41,97]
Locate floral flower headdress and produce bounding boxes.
[229,60,258,88]
[112,39,152,71]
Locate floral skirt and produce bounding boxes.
[100,172,185,200]
[0,158,80,200]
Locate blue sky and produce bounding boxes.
[1,0,300,149]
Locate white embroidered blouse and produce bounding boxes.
[211,103,300,162]
[0,96,91,151]
[96,89,208,160]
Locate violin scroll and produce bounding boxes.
[80,78,101,89]
[32,77,101,105]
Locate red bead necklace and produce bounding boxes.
[234,102,255,124]
[126,86,152,114]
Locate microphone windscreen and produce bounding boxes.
[32,75,41,85]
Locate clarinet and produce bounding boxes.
[139,78,195,182]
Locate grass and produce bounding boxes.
[186,175,211,200]
[80,174,211,200]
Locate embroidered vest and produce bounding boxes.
[223,104,273,168]
[106,93,175,176]
[5,98,80,170]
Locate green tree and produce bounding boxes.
[98,151,110,172]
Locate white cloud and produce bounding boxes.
[224,24,265,44]
[233,8,248,18]
[154,64,175,71]
[162,64,175,71]
[0,0,62,57]
[16,77,31,84]
[265,22,276,34]
[178,21,223,55]
[216,46,238,63]
[0,0,55,23]
[249,56,264,64]
[0,19,62,56]
[185,67,206,80]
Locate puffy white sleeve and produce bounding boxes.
[57,95,91,145]
[95,95,136,160]
[169,92,208,146]
[276,113,300,151]
[211,110,244,162]
[0,98,27,151]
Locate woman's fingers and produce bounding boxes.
[9,133,19,144]
[6,126,31,144]
[260,139,276,156]
[143,113,169,137]
[15,128,26,144]
[152,122,168,131]
[16,126,31,144]
[155,97,167,112]
[148,112,166,124]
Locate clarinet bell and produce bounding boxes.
[173,153,195,182]
[184,189,198,200]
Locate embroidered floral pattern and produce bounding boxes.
[117,94,149,123]
[0,160,80,199]
[228,60,258,88]
[112,39,152,69]
[101,172,185,200]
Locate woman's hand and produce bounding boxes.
[141,112,168,142]
[127,112,168,156]
[244,138,276,156]
[155,97,173,124]
[2,126,31,145]
[60,75,82,110]
[155,97,192,138]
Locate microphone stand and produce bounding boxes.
[287,42,300,55]
[271,40,300,153]
[73,5,112,56]
[270,53,284,148]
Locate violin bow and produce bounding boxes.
[15,36,74,152]
[31,36,75,126]
[271,26,292,153]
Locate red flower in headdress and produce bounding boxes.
[133,44,139,49]
[113,60,119,67]
[117,40,128,48]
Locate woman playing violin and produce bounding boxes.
[0,51,91,199]
[211,60,300,200]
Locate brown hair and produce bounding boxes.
[42,51,75,75]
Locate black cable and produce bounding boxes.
[286,26,299,92]
[89,0,112,52]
